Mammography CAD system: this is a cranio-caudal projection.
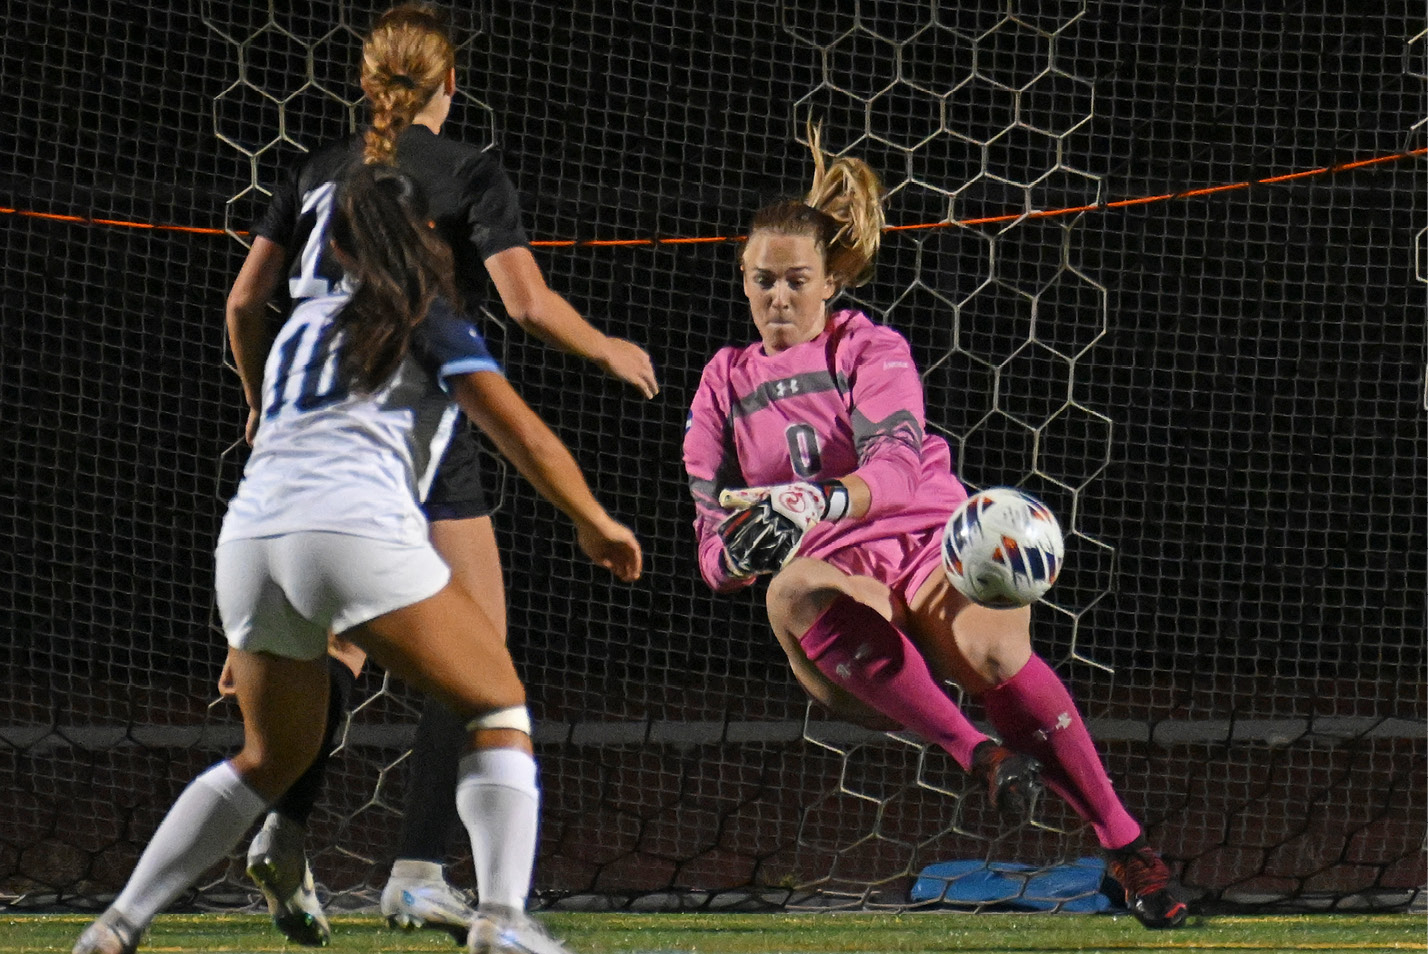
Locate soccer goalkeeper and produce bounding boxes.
[682,126,1187,930]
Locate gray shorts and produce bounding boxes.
[215,531,451,659]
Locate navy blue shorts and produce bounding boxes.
[423,420,493,522]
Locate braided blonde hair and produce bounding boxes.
[359,3,455,165]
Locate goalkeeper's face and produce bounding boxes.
[742,230,837,355]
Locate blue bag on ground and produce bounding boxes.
[910,856,1118,912]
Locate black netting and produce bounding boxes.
[2,0,1423,914]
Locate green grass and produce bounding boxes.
[5,911,1424,953]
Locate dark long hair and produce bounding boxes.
[328,163,458,392]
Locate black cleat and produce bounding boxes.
[1106,842,1189,929]
[970,741,1043,819]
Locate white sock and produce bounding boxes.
[455,747,539,911]
[111,761,267,928]
[390,858,444,882]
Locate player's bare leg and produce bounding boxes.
[431,516,508,637]
[227,651,333,797]
[763,559,901,729]
[344,581,522,723]
[245,641,359,946]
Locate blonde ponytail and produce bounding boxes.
[803,121,884,288]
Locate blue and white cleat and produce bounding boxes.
[381,874,479,944]
[467,904,576,954]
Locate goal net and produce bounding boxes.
[2,0,1423,915]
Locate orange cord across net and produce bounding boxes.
[2,148,1422,243]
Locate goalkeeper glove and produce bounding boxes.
[716,481,850,577]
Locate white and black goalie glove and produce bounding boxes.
[716,481,849,577]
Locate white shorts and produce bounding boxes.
[215,531,451,660]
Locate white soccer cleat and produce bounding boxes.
[467,904,576,954]
[381,874,479,943]
[72,909,139,954]
[245,813,331,947]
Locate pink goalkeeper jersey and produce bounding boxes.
[684,308,968,592]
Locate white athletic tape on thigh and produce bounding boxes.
[466,705,532,735]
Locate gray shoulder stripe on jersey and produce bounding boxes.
[851,408,924,454]
[731,370,849,419]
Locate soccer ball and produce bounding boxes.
[941,487,1065,608]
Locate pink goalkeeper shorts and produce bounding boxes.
[821,523,946,607]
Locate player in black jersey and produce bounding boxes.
[220,4,659,950]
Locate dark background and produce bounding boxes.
[1,0,1423,911]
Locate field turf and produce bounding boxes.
[5,911,1424,953]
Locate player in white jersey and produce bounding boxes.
[218,292,475,546]
[682,127,1186,930]
[73,164,637,954]
[219,5,661,946]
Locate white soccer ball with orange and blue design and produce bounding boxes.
[941,487,1065,608]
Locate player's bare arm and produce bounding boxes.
[225,236,288,442]
[450,370,642,582]
[484,245,659,398]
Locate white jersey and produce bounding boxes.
[218,293,501,546]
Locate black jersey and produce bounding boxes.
[251,125,529,315]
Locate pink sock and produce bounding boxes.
[799,595,989,770]
[981,654,1142,849]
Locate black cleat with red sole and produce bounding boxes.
[970,741,1043,820]
[1106,841,1189,929]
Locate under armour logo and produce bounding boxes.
[835,662,851,680]
[773,379,800,398]
[1039,711,1073,742]
[1033,712,1073,742]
